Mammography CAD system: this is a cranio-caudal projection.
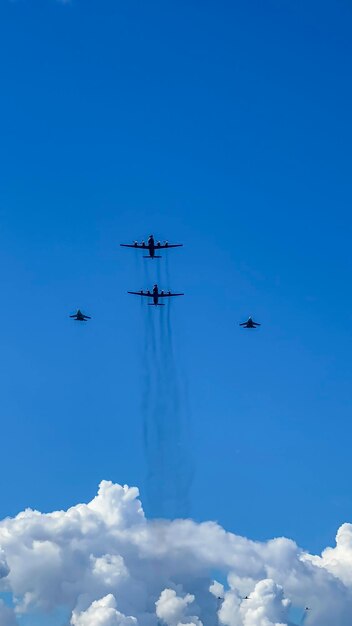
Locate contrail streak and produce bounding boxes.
[139,257,193,519]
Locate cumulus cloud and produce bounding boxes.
[240,579,289,626]
[156,588,202,626]
[218,578,290,626]
[0,481,351,625]
[307,522,352,585]
[71,594,138,626]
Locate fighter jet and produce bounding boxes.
[70,310,91,322]
[128,284,184,306]
[239,317,261,329]
[120,234,183,259]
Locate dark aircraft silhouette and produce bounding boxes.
[120,234,183,258]
[128,284,184,306]
[239,317,261,329]
[70,310,91,321]
[300,607,311,622]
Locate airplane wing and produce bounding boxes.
[120,243,147,249]
[128,291,153,297]
[83,315,91,319]
[70,315,78,318]
[154,244,183,249]
[158,292,184,297]
[253,322,261,326]
[239,322,248,326]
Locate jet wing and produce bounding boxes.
[83,315,91,319]
[128,291,153,297]
[239,322,248,326]
[158,292,184,297]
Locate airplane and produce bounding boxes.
[300,607,311,621]
[120,234,183,258]
[70,310,91,322]
[239,317,261,329]
[128,284,184,306]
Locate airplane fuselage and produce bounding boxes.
[152,285,159,304]
[148,236,155,258]
[147,236,166,258]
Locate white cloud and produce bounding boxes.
[217,579,290,626]
[240,579,290,626]
[0,480,351,626]
[156,589,202,626]
[71,594,138,626]
[306,522,352,585]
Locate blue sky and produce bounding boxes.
[0,0,352,567]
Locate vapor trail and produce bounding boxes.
[140,258,193,519]
[157,258,162,285]
[165,253,171,288]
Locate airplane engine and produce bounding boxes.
[164,241,169,247]
[161,290,164,295]
[157,241,161,247]
[134,241,138,246]
[142,241,145,247]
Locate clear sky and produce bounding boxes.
[0,0,352,564]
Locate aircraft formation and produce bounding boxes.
[68,239,314,617]
[69,233,261,327]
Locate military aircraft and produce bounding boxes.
[70,310,91,322]
[120,234,183,258]
[128,284,184,306]
[239,317,261,329]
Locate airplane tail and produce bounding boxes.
[148,303,165,306]
[143,255,162,259]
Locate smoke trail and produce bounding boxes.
[143,255,150,286]
[140,259,193,519]
[156,258,162,285]
[133,248,139,274]
[165,252,171,291]
[146,305,192,518]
